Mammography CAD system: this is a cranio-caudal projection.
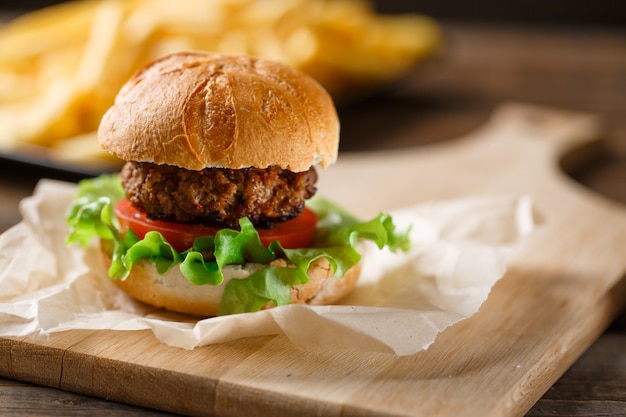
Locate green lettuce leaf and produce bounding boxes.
[66,174,411,316]
[217,265,310,315]
[66,174,125,247]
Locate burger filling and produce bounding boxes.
[120,161,318,229]
[66,173,411,315]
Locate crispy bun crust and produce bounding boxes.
[99,244,361,317]
[98,51,339,172]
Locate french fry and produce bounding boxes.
[50,131,121,168]
[0,0,98,62]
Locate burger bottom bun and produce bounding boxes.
[98,243,361,317]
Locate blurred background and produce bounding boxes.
[3,0,625,25]
[384,0,625,25]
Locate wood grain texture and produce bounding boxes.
[1,103,625,417]
[527,332,626,417]
[0,375,177,416]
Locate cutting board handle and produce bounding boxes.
[480,102,604,154]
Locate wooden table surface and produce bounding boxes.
[0,17,625,417]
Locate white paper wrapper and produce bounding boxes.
[0,180,537,355]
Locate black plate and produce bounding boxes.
[0,149,121,182]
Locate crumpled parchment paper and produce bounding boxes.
[0,179,537,355]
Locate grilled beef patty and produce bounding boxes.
[120,161,317,228]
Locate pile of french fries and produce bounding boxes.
[0,0,440,168]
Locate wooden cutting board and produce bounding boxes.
[1,103,625,417]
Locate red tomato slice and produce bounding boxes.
[114,199,317,252]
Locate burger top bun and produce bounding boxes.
[98,51,339,172]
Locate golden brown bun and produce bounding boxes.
[99,244,361,317]
[98,51,339,172]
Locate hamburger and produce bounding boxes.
[66,51,409,316]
